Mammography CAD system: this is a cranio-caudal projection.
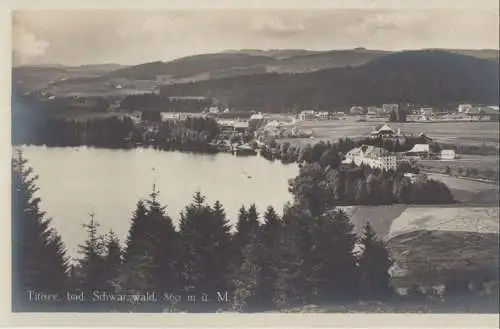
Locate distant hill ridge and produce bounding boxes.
[13,48,500,105]
[158,50,499,110]
[103,47,499,81]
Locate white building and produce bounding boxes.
[458,104,472,113]
[420,108,434,115]
[250,112,264,120]
[316,111,329,120]
[343,145,397,171]
[299,110,316,121]
[208,106,220,114]
[382,104,399,114]
[440,149,456,160]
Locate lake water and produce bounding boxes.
[20,146,299,259]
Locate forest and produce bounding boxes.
[12,149,474,313]
[159,51,499,111]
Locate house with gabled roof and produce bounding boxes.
[370,123,395,138]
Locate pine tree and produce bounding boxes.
[144,184,179,294]
[76,211,107,295]
[308,209,359,301]
[44,231,70,295]
[11,150,69,309]
[103,230,122,292]
[358,222,394,300]
[272,204,312,309]
[232,234,263,312]
[123,200,148,263]
[273,227,306,309]
[121,185,179,296]
[259,206,282,307]
[179,192,233,302]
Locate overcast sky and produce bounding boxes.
[12,9,499,66]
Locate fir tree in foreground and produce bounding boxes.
[179,192,233,306]
[120,185,179,296]
[358,222,394,300]
[11,150,69,310]
[76,212,107,296]
[232,234,264,312]
[308,209,359,301]
[103,230,122,292]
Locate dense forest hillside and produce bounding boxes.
[158,50,499,111]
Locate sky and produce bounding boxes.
[12,8,500,66]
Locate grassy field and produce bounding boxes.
[289,119,499,146]
[387,230,499,287]
[341,204,499,289]
[386,206,499,240]
[419,155,499,173]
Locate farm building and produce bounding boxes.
[440,149,456,160]
[370,123,395,138]
[404,144,430,158]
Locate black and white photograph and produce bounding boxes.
[6,0,500,321]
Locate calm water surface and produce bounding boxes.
[21,146,299,259]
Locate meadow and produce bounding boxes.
[289,118,499,146]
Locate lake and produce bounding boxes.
[20,146,299,259]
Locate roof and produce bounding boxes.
[233,122,249,129]
[250,113,264,120]
[373,123,394,133]
[347,145,388,158]
[406,144,430,153]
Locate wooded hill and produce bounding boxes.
[158,50,499,111]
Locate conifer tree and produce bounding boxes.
[232,234,263,312]
[11,150,69,309]
[358,222,393,300]
[144,185,179,294]
[123,200,148,263]
[44,230,70,295]
[179,192,232,300]
[103,230,122,291]
[259,206,282,306]
[272,204,312,308]
[308,209,359,301]
[234,204,260,262]
[76,211,107,295]
[121,186,179,295]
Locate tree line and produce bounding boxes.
[120,94,213,113]
[260,135,438,164]
[15,116,222,154]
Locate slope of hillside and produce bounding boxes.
[160,50,499,110]
[383,205,499,288]
[106,53,276,80]
[12,63,127,92]
[387,230,499,287]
